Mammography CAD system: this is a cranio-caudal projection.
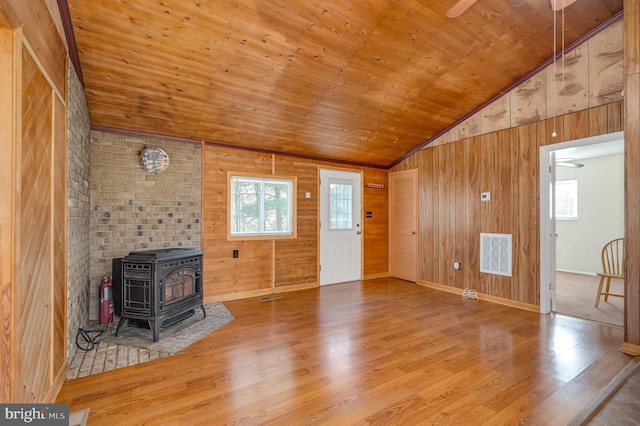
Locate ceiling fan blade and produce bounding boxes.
[550,0,577,11]
[557,162,584,168]
[446,0,478,18]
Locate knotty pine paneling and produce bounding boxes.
[20,47,53,402]
[392,103,623,307]
[273,156,318,287]
[202,146,274,299]
[203,145,388,300]
[362,168,388,278]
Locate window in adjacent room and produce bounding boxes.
[555,179,578,220]
[228,173,297,239]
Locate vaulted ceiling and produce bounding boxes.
[64,0,623,168]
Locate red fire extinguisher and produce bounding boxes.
[99,276,114,325]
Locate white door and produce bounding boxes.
[319,169,362,285]
[549,151,558,312]
[540,149,561,313]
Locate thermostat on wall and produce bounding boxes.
[481,192,490,201]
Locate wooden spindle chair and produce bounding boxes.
[595,238,624,308]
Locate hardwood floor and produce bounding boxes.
[56,278,633,425]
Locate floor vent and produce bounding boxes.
[259,295,282,301]
[480,233,512,277]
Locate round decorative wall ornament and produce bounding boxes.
[140,147,170,173]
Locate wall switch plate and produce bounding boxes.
[481,192,490,201]
[233,249,238,258]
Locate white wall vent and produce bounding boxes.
[480,233,512,277]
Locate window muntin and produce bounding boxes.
[328,178,353,230]
[229,174,296,238]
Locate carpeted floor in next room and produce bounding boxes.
[67,302,235,379]
[555,271,624,327]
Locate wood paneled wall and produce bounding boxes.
[0,0,68,403]
[202,145,388,301]
[624,0,640,352]
[393,102,623,306]
[0,21,16,404]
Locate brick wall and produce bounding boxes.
[89,131,202,320]
[66,65,91,357]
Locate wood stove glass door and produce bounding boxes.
[163,268,198,305]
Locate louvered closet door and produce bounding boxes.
[389,169,417,282]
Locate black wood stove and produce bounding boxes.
[112,248,205,342]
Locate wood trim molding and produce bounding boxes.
[418,280,541,313]
[621,342,640,356]
[56,0,82,86]
[44,363,68,403]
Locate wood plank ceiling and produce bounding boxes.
[64,0,623,168]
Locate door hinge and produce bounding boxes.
[549,282,556,291]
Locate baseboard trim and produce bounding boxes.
[205,282,318,303]
[363,272,389,280]
[556,269,597,276]
[621,342,640,356]
[418,280,540,313]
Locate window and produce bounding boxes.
[328,179,353,230]
[229,174,296,239]
[555,179,578,220]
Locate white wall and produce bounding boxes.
[556,154,624,274]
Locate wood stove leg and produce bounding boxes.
[200,303,206,319]
[149,320,160,342]
[115,316,126,336]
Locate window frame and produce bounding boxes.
[227,172,297,241]
[554,178,579,221]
